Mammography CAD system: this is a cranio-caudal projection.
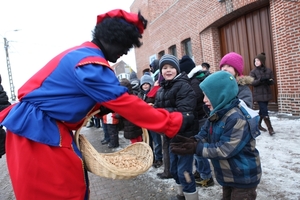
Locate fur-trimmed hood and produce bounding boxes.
[237,75,254,86]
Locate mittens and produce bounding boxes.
[170,135,198,155]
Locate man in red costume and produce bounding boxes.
[0,9,193,200]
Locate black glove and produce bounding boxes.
[170,135,198,155]
[179,112,194,133]
[260,78,269,83]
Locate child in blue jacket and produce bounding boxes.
[170,71,262,200]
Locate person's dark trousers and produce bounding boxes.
[93,117,101,128]
[148,130,153,150]
[194,118,212,180]
[222,186,257,200]
[170,151,196,193]
[101,121,110,144]
[194,155,212,180]
[157,135,172,178]
[107,124,119,147]
[149,130,163,161]
[257,101,269,117]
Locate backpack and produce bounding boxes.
[238,100,261,138]
[218,100,261,139]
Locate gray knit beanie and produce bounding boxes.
[159,54,180,74]
[140,74,154,89]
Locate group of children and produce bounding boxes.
[90,51,274,200]
[0,7,275,199]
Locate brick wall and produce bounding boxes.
[131,0,300,115]
[270,0,300,115]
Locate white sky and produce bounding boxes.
[0,0,136,100]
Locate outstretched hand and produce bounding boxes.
[170,135,198,155]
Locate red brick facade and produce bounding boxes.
[269,0,300,115]
[130,0,300,116]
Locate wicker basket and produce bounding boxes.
[141,128,149,145]
[75,111,153,179]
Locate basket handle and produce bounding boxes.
[75,110,101,150]
[141,128,149,145]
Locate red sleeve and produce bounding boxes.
[147,85,160,98]
[102,93,182,138]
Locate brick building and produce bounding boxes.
[130,0,300,116]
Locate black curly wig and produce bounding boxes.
[92,11,147,49]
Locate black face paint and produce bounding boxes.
[95,39,131,63]
[106,45,130,63]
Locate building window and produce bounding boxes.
[182,38,193,57]
[158,50,165,59]
[117,73,130,80]
[168,45,177,57]
[124,66,131,74]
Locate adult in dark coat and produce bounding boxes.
[250,52,275,135]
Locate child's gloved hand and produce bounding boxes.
[170,135,198,155]
[178,112,194,133]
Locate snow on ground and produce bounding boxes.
[144,115,300,200]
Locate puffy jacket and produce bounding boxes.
[154,72,196,138]
[122,117,143,139]
[250,66,275,102]
[195,98,261,188]
[236,75,254,108]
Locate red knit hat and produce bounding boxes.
[96,9,145,34]
[219,52,244,76]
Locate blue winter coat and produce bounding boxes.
[195,98,261,188]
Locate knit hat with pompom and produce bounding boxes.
[255,52,266,66]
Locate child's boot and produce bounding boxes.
[259,115,267,132]
[170,184,185,200]
[263,116,275,136]
[183,189,199,200]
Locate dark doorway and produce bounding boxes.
[219,6,278,111]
